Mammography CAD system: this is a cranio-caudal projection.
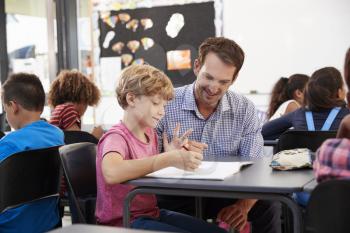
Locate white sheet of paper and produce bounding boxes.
[146,161,253,180]
[99,56,121,93]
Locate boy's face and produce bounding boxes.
[132,94,167,128]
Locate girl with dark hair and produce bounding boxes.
[262,67,349,140]
[268,74,309,120]
[294,48,350,207]
[336,48,350,138]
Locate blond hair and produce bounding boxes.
[48,70,101,107]
[116,64,174,109]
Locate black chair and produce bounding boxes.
[59,142,97,224]
[275,130,337,233]
[0,146,61,214]
[64,130,98,145]
[304,179,350,233]
[276,130,337,153]
[0,112,10,132]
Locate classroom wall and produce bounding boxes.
[223,0,350,98]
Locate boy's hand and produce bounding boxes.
[171,150,203,171]
[163,123,192,152]
[91,125,104,139]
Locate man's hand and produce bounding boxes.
[185,140,208,153]
[217,199,257,231]
[163,123,192,152]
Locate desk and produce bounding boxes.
[303,179,317,193]
[124,157,314,233]
[49,224,165,233]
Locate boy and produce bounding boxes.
[0,73,64,233]
[96,64,226,232]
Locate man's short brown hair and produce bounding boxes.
[116,64,174,109]
[2,73,45,112]
[198,37,245,79]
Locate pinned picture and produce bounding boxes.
[166,50,191,70]
[140,18,153,30]
[141,37,154,50]
[118,13,131,24]
[103,15,118,28]
[103,31,115,49]
[126,19,139,32]
[112,42,125,54]
[166,13,185,38]
[127,40,140,53]
[121,54,133,66]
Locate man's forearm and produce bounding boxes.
[236,199,258,213]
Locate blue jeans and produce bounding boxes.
[131,209,227,233]
[293,192,310,207]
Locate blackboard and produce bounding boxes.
[98,2,216,87]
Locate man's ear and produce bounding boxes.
[126,93,136,107]
[193,59,201,76]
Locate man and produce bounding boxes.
[157,37,281,233]
[0,73,64,233]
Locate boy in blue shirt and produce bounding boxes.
[0,73,64,233]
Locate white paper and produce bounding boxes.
[146,161,253,180]
[99,56,122,93]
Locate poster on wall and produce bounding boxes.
[98,2,216,87]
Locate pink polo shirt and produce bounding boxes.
[95,122,159,226]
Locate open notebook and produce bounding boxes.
[146,161,253,180]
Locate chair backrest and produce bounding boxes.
[304,179,350,233]
[64,130,98,145]
[0,112,10,132]
[276,130,337,153]
[59,142,97,224]
[0,146,61,213]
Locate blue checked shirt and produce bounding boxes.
[156,83,264,159]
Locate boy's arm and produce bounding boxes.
[101,150,203,184]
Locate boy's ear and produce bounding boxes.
[126,93,136,107]
[6,101,19,114]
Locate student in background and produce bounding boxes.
[314,48,350,182]
[262,67,350,140]
[95,64,226,233]
[335,48,350,138]
[0,73,64,233]
[294,48,350,206]
[268,74,309,120]
[48,70,103,139]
